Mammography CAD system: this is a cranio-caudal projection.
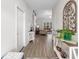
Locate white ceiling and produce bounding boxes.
[25,0,59,20]
[36,10,52,18]
[25,0,59,10]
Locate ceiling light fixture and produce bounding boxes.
[49,15,52,19]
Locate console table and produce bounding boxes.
[29,31,35,41]
[53,36,77,59]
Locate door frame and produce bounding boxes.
[16,6,25,51]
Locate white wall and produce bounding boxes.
[1,0,33,56]
[52,0,69,30]
[36,10,52,30]
[36,17,52,30]
[1,0,17,57]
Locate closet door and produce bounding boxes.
[17,7,25,51]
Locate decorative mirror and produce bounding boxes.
[63,0,77,32]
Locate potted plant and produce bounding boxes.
[57,29,75,41]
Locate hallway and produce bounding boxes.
[1,0,78,59]
[23,35,57,59]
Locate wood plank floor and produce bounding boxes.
[22,35,58,59]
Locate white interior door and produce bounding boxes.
[17,7,25,51]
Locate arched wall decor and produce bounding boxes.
[63,0,77,32]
